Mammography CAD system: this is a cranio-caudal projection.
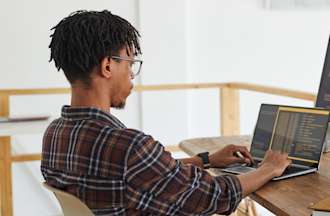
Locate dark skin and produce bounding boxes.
[70,47,291,197]
[71,48,134,111]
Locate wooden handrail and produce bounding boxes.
[0,82,316,99]
[11,153,41,163]
[0,83,223,95]
[134,83,225,91]
[228,82,316,102]
[0,88,71,96]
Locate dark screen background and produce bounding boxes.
[250,104,278,159]
[316,37,330,109]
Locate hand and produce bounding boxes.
[259,150,292,177]
[208,144,254,168]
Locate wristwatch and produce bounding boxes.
[196,152,210,169]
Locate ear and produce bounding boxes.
[100,57,112,78]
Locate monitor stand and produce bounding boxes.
[323,122,330,152]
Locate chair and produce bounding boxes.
[215,197,258,216]
[42,182,94,216]
[233,197,258,216]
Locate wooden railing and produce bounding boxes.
[0,82,316,216]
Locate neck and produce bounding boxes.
[70,84,111,113]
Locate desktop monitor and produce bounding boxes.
[315,36,330,152]
[316,36,330,109]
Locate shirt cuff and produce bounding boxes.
[216,174,243,214]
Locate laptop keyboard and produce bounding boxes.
[225,166,256,173]
[282,165,309,175]
[213,163,258,175]
[214,163,310,177]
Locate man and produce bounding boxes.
[41,10,291,215]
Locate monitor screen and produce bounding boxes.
[316,37,330,109]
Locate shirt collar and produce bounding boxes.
[61,105,126,128]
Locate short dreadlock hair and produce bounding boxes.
[49,10,141,85]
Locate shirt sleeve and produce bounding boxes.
[124,132,243,215]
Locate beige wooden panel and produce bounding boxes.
[0,137,13,216]
[221,87,240,136]
[0,95,9,117]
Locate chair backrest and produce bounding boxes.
[42,182,94,216]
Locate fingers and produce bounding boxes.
[265,149,288,157]
[234,146,254,165]
[287,159,292,166]
[264,149,292,165]
[231,156,247,164]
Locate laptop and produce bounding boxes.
[216,104,330,180]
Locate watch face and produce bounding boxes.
[198,152,210,169]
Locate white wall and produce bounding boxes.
[139,0,189,145]
[138,0,330,140]
[187,0,330,137]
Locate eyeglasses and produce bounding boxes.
[111,56,143,77]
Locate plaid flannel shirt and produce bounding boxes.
[41,106,242,215]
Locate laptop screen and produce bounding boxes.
[316,36,330,109]
[250,104,329,167]
[250,104,278,159]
